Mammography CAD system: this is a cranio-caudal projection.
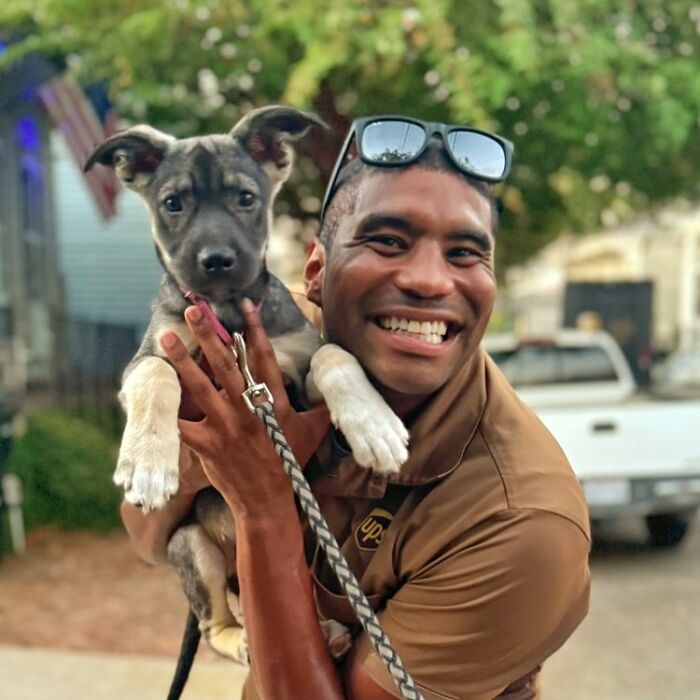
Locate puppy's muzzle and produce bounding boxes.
[198,246,237,273]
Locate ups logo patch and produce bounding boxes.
[355,508,393,551]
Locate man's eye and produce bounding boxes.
[164,195,183,213]
[237,190,256,208]
[448,247,480,262]
[368,234,404,250]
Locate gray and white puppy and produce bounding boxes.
[85,106,408,677]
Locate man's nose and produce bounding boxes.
[197,246,236,273]
[393,241,455,298]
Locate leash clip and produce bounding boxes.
[232,332,274,412]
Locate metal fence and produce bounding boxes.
[56,317,140,436]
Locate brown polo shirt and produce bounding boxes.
[242,338,591,700]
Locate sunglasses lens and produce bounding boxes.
[447,130,507,179]
[361,120,426,163]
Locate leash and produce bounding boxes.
[231,332,425,700]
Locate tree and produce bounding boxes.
[2,0,699,268]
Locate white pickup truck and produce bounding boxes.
[484,330,700,547]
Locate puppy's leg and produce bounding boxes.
[320,619,352,659]
[168,525,249,666]
[116,356,181,511]
[309,344,409,474]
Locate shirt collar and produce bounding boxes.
[389,346,487,486]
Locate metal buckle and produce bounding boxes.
[232,332,274,412]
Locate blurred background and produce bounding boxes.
[0,1,698,698]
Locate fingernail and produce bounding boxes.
[187,305,203,322]
[241,298,254,313]
[161,332,177,348]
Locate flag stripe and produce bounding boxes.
[63,81,118,199]
[57,82,112,201]
[38,81,113,218]
[39,79,115,219]
[37,77,119,220]
[49,79,116,217]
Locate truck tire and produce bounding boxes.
[645,513,691,548]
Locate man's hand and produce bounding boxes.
[159,298,330,516]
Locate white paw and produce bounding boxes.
[334,393,409,474]
[320,619,352,659]
[310,344,410,474]
[207,623,249,667]
[116,417,181,512]
[116,356,182,511]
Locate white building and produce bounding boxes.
[505,204,700,353]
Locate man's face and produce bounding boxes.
[307,167,496,412]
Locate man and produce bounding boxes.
[122,117,591,699]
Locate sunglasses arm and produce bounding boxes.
[320,125,357,222]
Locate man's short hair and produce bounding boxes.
[319,137,500,248]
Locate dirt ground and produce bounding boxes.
[0,527,220,660]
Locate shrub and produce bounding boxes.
[4,410,121,531]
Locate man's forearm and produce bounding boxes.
[234,492,345,700]
[120,490,197,565]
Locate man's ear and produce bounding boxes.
[303,239,326,307]
[84,125,174,190]
[230,106,327,188]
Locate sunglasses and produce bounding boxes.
[320,116,514,220]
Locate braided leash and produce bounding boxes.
[232,333,424,700]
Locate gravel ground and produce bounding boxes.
[1,521,698,699]
[0,527,211,658]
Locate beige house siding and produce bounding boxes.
[505,206,700,353]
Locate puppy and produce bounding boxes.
[85,106,409,690]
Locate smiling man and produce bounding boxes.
[123,118,591,700]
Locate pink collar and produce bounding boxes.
[184,291,263,347]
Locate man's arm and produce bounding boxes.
[233,481,402,700]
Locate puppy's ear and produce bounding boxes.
[230,106,327,187]
[84,126,174,190]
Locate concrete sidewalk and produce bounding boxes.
[1,645,247,700]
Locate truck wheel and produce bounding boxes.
[645,513,691,548]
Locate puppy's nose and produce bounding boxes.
[198,247,236,273]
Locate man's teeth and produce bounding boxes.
[377,316,449,344]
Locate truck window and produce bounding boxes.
[489,345,619,387]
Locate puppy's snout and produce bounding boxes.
[198,247,236,273]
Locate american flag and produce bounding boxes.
[37,77,120,221]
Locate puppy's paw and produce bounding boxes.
[118,420,181,512]
[310,344,410,474]
[116,356,182,511]
[320,619,352,659]
[207,624,249,667]
[336,393,409,475]
[113,440,136,493]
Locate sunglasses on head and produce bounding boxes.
[320,116,514,220]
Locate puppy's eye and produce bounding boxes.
[237,190,256,208]
[164,195,183,213]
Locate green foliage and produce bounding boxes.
[2,0,699,266]
[4,410,121,532]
